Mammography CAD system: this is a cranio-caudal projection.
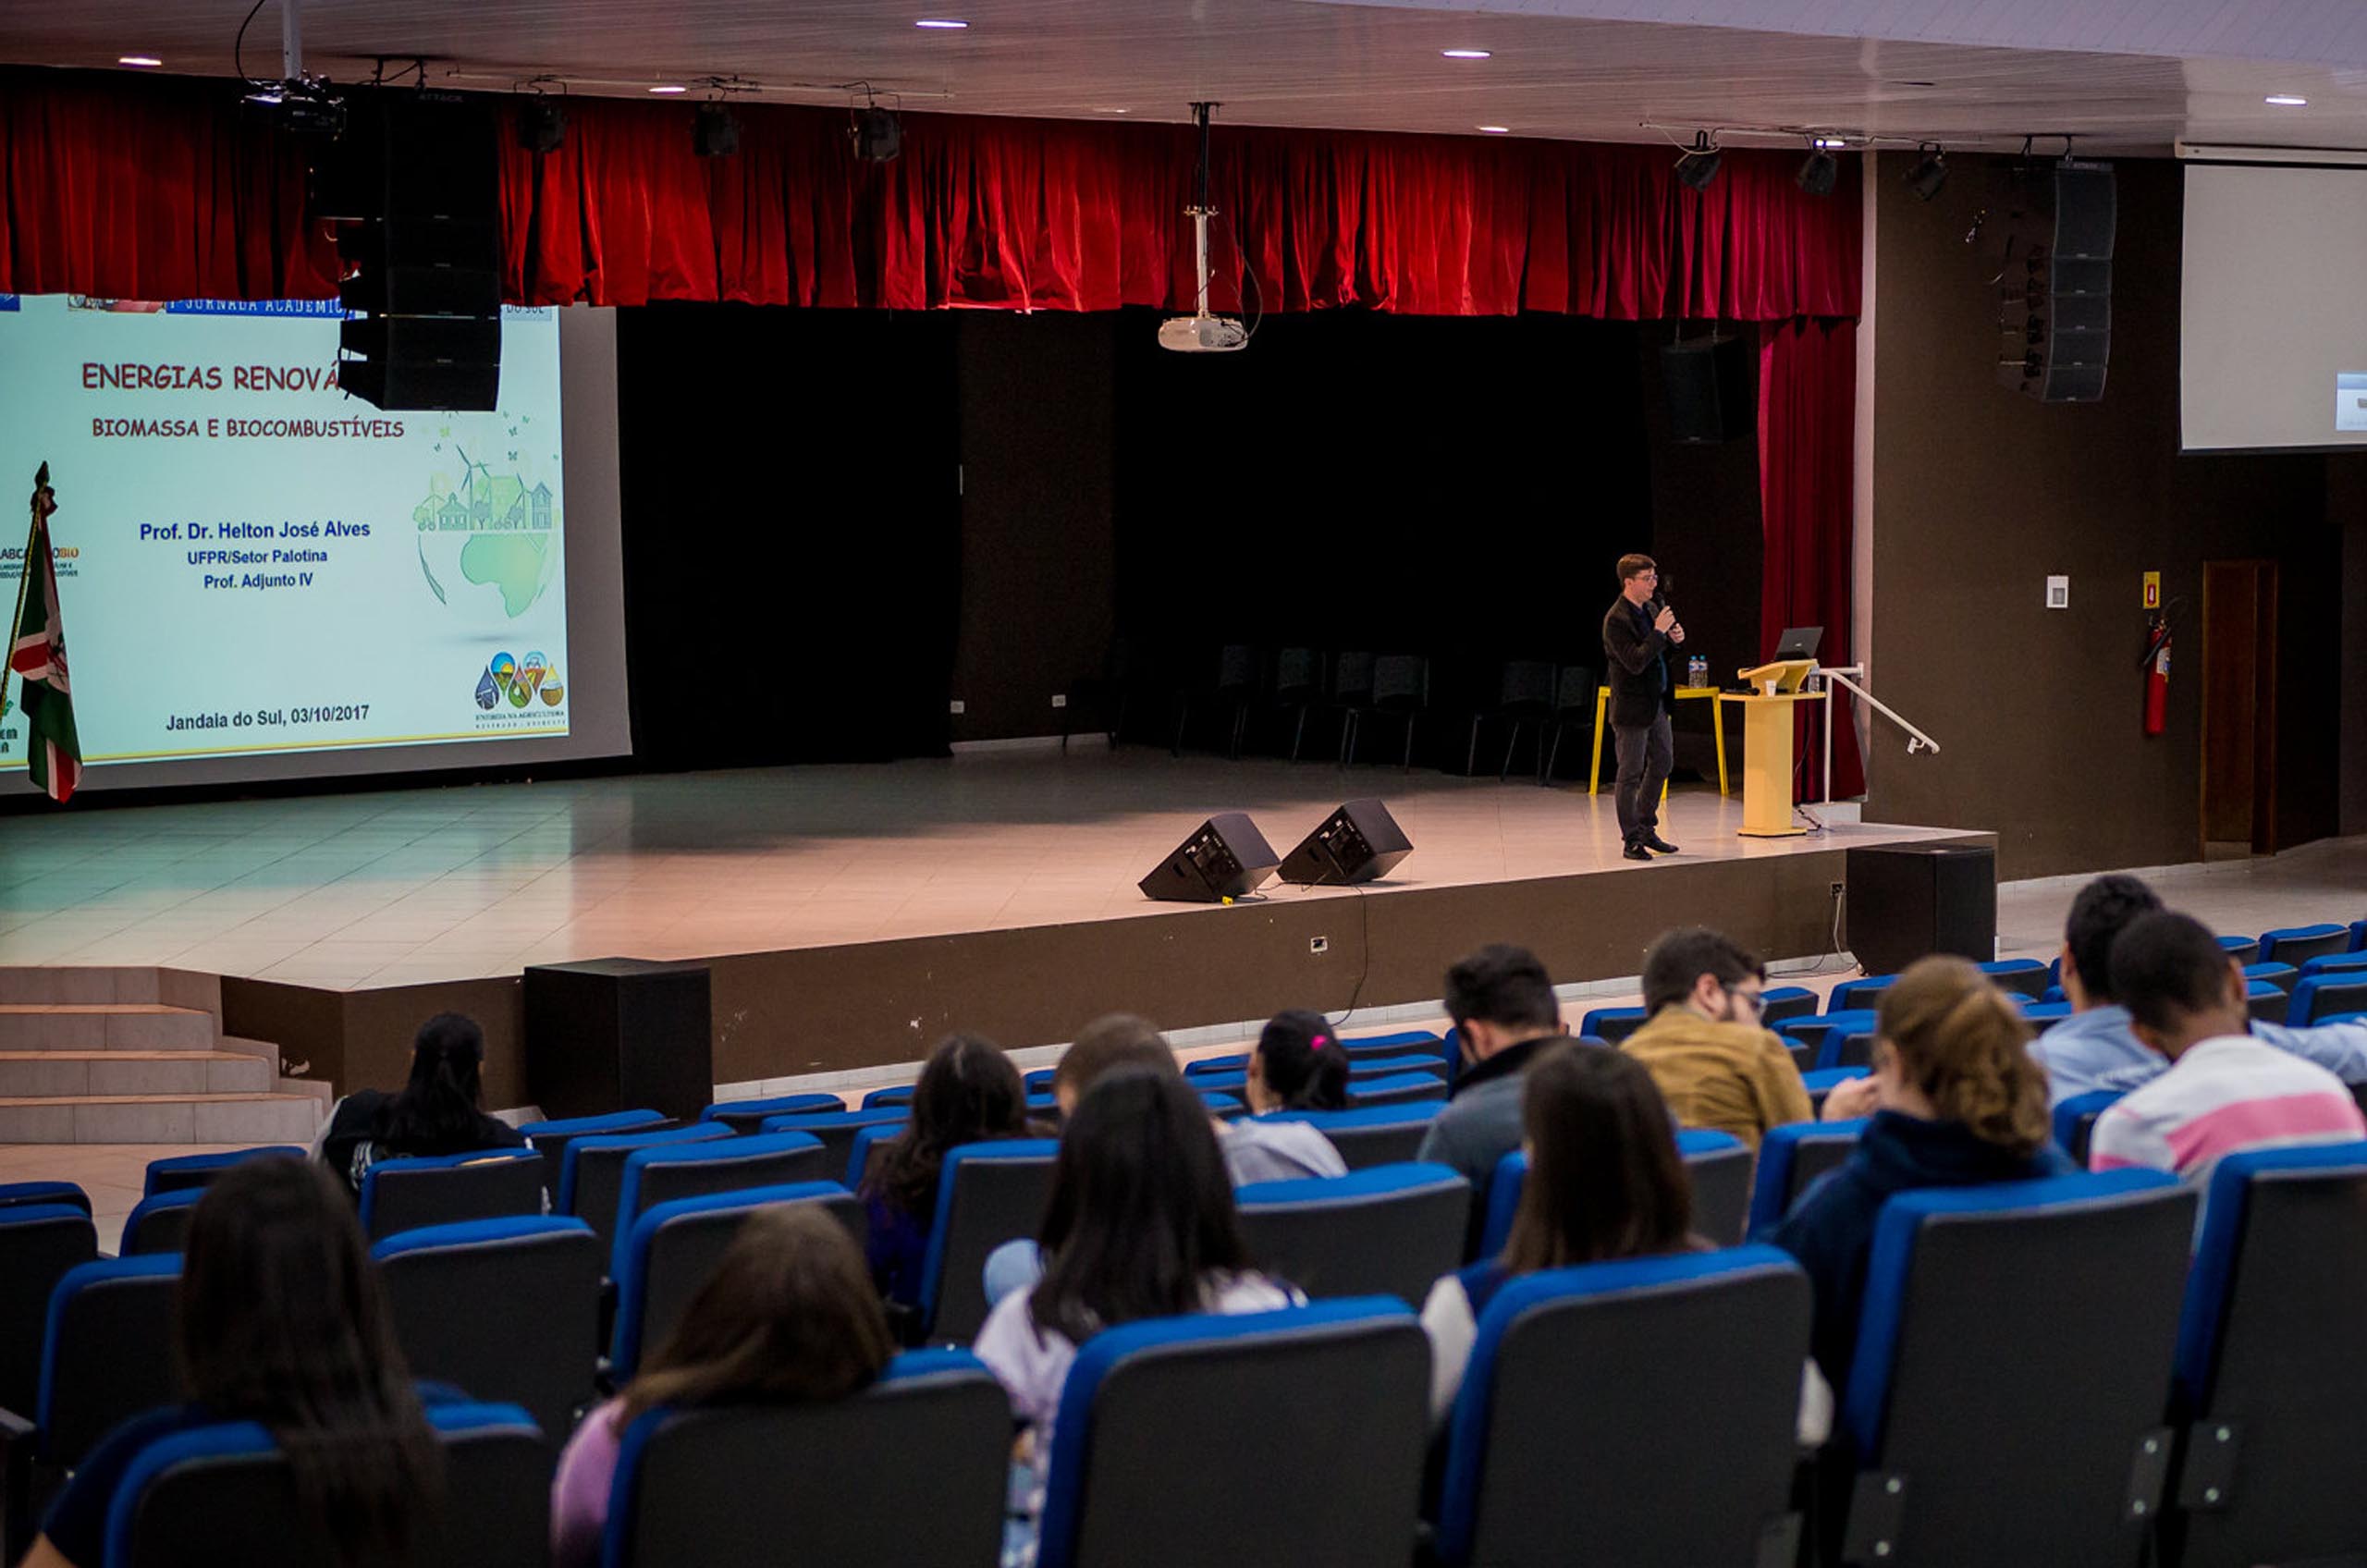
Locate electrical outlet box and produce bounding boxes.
[1050,693,1068,708]
[2045,575,2069,609]
[949,699,965,715]
[1309,936,1330,955]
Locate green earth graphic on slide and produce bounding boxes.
[410,427,561,619]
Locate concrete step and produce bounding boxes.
[0,1050,275,1097]
[0,967,221,1022]
[0,1005,218,1052]
[0,1093,325,1145]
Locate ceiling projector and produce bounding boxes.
[1157,312,1248,353]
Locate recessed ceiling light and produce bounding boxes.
[117,55,162,67]
[2265,93,2309,106]
[1441,49,1491,60]
[915,18,970,28]
[1811,135,1848,148]
[1094,107,1131,114]
[648,84,687,93]
[1477,125,1511,134]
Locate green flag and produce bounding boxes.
[8,463,81,802]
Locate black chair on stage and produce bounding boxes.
[1330,651,1376,763]
[1465,660,1560,782]
[1061,638,1134,753]
[1269,647,1326,761]
[1540,664,1600,782]
[1343,655,1430,770]
[1171,643,1259,759]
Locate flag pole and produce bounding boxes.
[2,465,39,742]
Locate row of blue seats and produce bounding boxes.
[49,1146,2367,1568]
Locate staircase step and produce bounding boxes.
[0,1093,325,1145]
[0,1005,217,1052]
[0,1050,275,1097]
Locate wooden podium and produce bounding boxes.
[1721,660,1821,838]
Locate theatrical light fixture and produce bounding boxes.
[118,55,163,67]
[520,96,567,154]
[1441,48,1491,59]
[693,101,740,156]
[648,84,687,94]
[852,104,902,162]
[1904,143,1948,201]
[1674,130,1722,191]
[1796,142,1839,197]
[2265,93,2309,106]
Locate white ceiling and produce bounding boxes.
[11,0,2367,153]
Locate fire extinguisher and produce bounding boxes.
[2140,601,2180,737]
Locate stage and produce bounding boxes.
[0,749,1988,1102]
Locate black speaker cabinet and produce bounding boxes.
[1997,160,2115,405]
[1278,798,1413,886]
[1662,336,1751,443]
[1138,813,1281,902]
[523,958,713,1122]
[1845,844,1997,977]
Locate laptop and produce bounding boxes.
[1771,626,1823,663]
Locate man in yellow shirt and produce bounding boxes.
[1620,927,1812,1148]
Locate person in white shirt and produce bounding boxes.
[1220,1009,1351,1184]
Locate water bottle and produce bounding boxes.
[1687,655,1708,689]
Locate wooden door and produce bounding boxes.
[2200,560,2278,856]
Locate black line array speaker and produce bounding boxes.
[1844,844,1997,977]
[1138,813,1281,902]
[523,958,714,1122]
[1278,798,1413,886]
[1997,160,2115,405]
[316,91,504,410]
[1662,335,1752,442]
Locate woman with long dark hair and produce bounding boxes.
[1220,1008,1352,1183]
[315,1012,526,1199]
[550,1205,894,1568]
[858,1032,1029,1306]
[20,1158,444,1568]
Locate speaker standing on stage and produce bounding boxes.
[1602,553,1684,861]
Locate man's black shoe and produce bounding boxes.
[1643,834,1680,854]
[1623,840,1652,862]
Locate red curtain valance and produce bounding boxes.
[3,69,1858,321]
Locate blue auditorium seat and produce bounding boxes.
[1802,1065,1870,1116]
[1834,1170,2194,1567]
[2042,984,2068,1004]
[2258,923,2351,968]
[1182,1070,1246,1093]
[38,1254,182,1468]
[1432,1247,1810,1567]
[1234,1163,1469,1304]
[1253,1104,1440,1171]
[751,1109,907,1179]
[609,1133,831,1275]
[600,1350,1007,1568]
[1343,1053,1446,1081]
[2350,919,2367,953]
[1815,1024,1879,1072]
[1336,1029,1444,1059]
[1023,1067,1059,1093]
[1829,974,1898,1012]
[1576,1006,1649,1045]
[2287,972,2367,1027]
[358,1148,545,1244]
[2052,1089,2125,1167]
[2165,1141,2367,1568]
[1979,959,2051,998]
[1344,1071,1448,1109]
[1182,1054,1248,1078]
[0,1197,94,1433]
[0,1181,88,1216]
[372,1215,602,1437]
[1036,1300,1428,1568]
[139,1145,305,1198]
[844,1121,905,1188]
[859,1084,916,1109]
[103,1401,548,1568]
[701,1092,844,1134]
[2245,979,2291,1025]
[1198,1092,1245,1117]
[2239,962,2299,996]
[1483,1130,1750,1257]
[2300,949,2367,977]
[915,1139,1060,1342]
[1779,1009,1877,1065]
[1759,986,1819,1025]
[558,1123,734,1251]
[2216,934,2261,967]
[608,1182,865,1381]
[118,1187,203,1256]
[1748,1118,1867,1235]
[515,1112,668,1203]
[2019,1000,2073,1030]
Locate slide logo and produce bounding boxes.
[475,650,564,712]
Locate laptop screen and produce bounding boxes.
[1771,626,1823,663]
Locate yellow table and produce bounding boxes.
[1588,685,1729,796]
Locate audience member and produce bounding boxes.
[1049,1012,1178,1117]
[1416,944,1571,1251]
[1220,1009,1350,1183]
[23,1158,443,1568]
[1620,927,1812,1148]
[859,1033,1030,1308]
[975,1069,1302,1544]
[1770,957,2067,1403]
[550,1207,893,1568]
[2089,911,2367,1185]
[313,1012,527,1200]
[2032,875,2367,1104]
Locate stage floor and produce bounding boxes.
[0,750,1968,990]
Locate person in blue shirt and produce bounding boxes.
[857,1032,1030,1311]
[23,1157,446,1568]
[2030,875,2367,1106]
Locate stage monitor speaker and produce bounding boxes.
[523,958,714,1123]
[1138,813,1281,902]
[1996,160,2115,405]
[1278,798,1412,886]
[1662,336,1751,443]
[1844,844,1997,978]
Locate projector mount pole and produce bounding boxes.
[281,0,304,82]
[1812,665,1940,808]
[1188,101,1218,317]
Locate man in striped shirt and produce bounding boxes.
[2090,911,2367,1187]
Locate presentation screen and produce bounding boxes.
[0,297,629,791]
[2181,162,2367,452]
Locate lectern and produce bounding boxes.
[1722,659,1822,838]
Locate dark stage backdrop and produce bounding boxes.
[617,305,960,768]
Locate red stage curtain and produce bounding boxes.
[1759,315,1865,801]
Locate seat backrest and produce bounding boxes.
[1977,959,2051,998]
[918,1140,1060,1341]
[1335,1029,1443,1060]
[373,1216,604,1437]
[2238,962,2299,995]
[1759,986,1819,1026]
[1257,1106,1440,1171]
[0,1203,96,1420]
[559,1123,735,1248]
[1273,646,1321,695]
[858,1084,916,1109]
[2289,973,2367,1028]
[2244,980,2290,1024]
[1816,1028,1877,1072]
[1778,1009,1875,1059]
[2215,934,2262,967]
[1332,650,1376,704]
[42,1254,182,1467]
[1036,1300,1429,1568]
[1022,1067,1059,1093]
[360,1150,546,1243]
[120,1187,204,1256]
[1553,664,1598,715]
[609,1182,866,1379]
[2260,922,2351,967]
[702,1092,843,1134]
[845,1121,904,1188]
[1748,1119,1867,1235]
[1679,1130,1752,1245]
[2166,1142,2367,1568]
[518,1111,669,1199]
[1371,654,1429,704]
[1576,1006,1648,1045]
[1831,975,1898,1012]
[1839,1171,2195,1568]
[756,1109,910,1175]
[1434,1247,1810,1568]
[1343,1053,1443,1081]
[1344,1072,1448,1109]
[2299,949,2367,978]
[1182,1054,1247,1078]
[1498,659,1555,706]
[604,1351,1008,1568]
[140,1146,306,1198]
[1802,1065,1870,1117]
[106,1402,549,1568]
[2052,1088,2125,1165]
[611,1133,831,1273]
[1235,1164,1469,1305]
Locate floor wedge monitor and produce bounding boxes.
[1139,813,1281,902]
[1278,798,1413,886]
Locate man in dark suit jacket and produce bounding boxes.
[1600,552,1684,861]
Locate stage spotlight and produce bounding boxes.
[693,102,740,157]
[852,105,902,163]
[520,96,567,155]
[1674,130,1722,192]
[1795,146,1839,197]
[1904,143,1948,201]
